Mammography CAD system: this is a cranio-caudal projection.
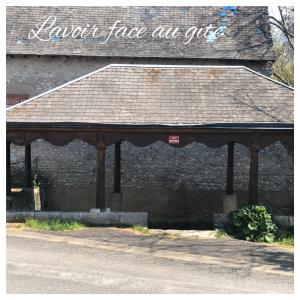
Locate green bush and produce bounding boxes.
[226,206,278,243]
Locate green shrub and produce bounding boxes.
[226,206,278,243]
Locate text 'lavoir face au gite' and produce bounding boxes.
[28,16,227,45]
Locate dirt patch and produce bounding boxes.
[115,227,218,240]
[261,242,294,252]
[6,223,26,229]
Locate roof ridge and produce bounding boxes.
[242,66,294,91]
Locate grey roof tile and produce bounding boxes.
[7,6,275,60]
[6,65,293,125]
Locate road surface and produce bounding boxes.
[6,227,294,293]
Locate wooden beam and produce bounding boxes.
[113,141,121,193]
[25,144,32,188]
[249,147,259,204]
[96,142,106,209]
[6,141,11,196]
[226,142,234,195]
[6,127,294,151]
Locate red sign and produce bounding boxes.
[169,135,180,144]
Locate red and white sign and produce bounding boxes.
[169,135,180,144]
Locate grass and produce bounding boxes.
[25,218,85,231]
[275,229,294,247]
[218,225,293,249]
[132,224,150,235]
[215,229,230,239]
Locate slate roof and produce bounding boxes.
[7,6,275,60]
[6,65,294,126]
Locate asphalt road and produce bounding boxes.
[6,227,294,293]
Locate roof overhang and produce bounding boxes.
[6,64,294,127]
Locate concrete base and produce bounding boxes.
[6,211,148,227]
[90,208,101,213]
[222,194,237,214]
[111,192,123,212]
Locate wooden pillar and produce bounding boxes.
[6,141,11,196]
[25,144,32,188]
[249,146,259,205]
[96,142,106,209]
[113,141,121,193]
[226,142,234,195]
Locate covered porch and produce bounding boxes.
[6,125,293,211]
[6,64,294,224]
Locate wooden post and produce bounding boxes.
[249,146,259,204]
[6,141,11,196]
[113,141,121,193]
[226,142,234,195]
[96,142,106,209]
[25,144,32,188]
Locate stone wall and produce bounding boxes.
[11,140,294,228]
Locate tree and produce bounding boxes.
[272,42,294,86]
[269,7,294,86]
[269,7,294,50]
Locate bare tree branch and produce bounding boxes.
[269,7,294,50]
[270,6,294,86]
[269,16,294,38]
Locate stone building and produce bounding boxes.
[6,6,294,228]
